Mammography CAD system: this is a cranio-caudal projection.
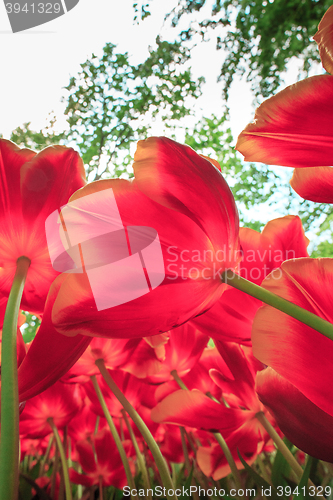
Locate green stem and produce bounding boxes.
[179,427,200,500]
[121,409,152,500]
[213,432,243,493]
[170,370,188,390]
[91,375,136,495]
[255,411,319,492]
[94,415,100,435]
[256,454,272,485]
[39,435,54,476]
[179,427,191,473]
[222,270,333,341]
[172,369,242,495]
[0,256,30,500]
[47,418,72,500]
[50,444,59,499]
[95,359,177,500]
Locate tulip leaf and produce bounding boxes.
[237,450,286,500]
[271,439,293,489]
[297,455,313,500]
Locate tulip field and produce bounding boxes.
[1,3,333,500]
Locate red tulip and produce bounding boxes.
[191,215,308,344]
[236,6,333,202]
[256,367,333,463]
[290,165,333,203]
[49,137,240,339]
[252,258,333,461]
[120,337,164,379]
[236,75,333,168]
[69,428,129,488]
[67,404,106,444]
[196,433,260,480]
[65,337,140,382]
[151,341,272,475]
[158,424,194,464]
[17,275,91,402]
[84,369,151,418]
[0,139,85,314]
[19,381,82,439]
[145,322,209,383]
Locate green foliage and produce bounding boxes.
[136,0,332,99]
[271,442,293,490]
[133,1,151,22]
[63,40,203,180]
[184,112,285,228]
[311,238,333,258]
[238,451,286,500]
[21,312,41,343]
[10,114,67,151]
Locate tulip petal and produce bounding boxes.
[256,368,333,462]
[52,179,226,338]
[236,75,333,167]
[0,141,86,314]
[21,145,86,224]
[252,258,333,416]
[76,440,96,473]
[290,166,333,203]
[151,389,253,433]
[69,469,93,487]
[18,275,91,402]
[314,5,333,75]
[133,137,239,263]
[259,215,309,269]
[192,216,308,344]
[0,140,35,216]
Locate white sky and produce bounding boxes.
[0,0,255,140]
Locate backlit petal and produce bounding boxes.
[18,275,91,402]
[151,389,252,433]
[52,179,227,338]
[256,368,333,462]
[314,5,333,75]
[290,166,333,203]
[236,75,333,167]
[133,137,239,262]
[252,258,333,416]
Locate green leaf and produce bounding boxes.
[237,450,286,500]
[298,455,313,500]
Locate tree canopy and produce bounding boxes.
[135,0,332,99]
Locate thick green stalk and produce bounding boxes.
[39,435,54,476]
[95,359,178,500]
[179,427,200,500]
[47,418,72,500]
[213,432,243,493]
[121,409,152,500]
[172,369,243,496]
[170,370,188,390]
[255,412,321,494]
[222,270,333,341]
[0,256,30,500]
[91,375,136,495]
